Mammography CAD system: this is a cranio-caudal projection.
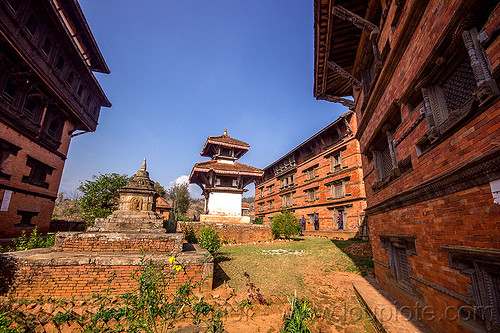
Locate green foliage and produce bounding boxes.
[241,196,255,203]
[167,183,191,220]
[181,224,198,244]
[178,216,193,222]
[52,310,76,326]
[271,211,301,239]
[198,226,221,255]
[82,256,226,332]
[153,181,166,198]
[9,228,56,251]
[0,308,17,333]
[282,293,313,333]
[252,217,264,225]
[78,173,130,222]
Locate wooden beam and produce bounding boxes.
[327,61,362,88]
[319,94,355,108]
[332,5,380,38]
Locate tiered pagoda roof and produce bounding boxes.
[190,160,263,182]
[200,129,250,158]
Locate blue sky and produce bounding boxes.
[60,0,348,198]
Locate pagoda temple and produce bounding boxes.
[190,130,263,223]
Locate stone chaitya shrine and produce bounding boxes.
[0,160,213,299]
[190,130,263,223]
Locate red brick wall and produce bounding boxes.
[179,221,272,244]
[350,1,500,332]
[53,234,181,253]
[370,184,499,332]
[0,119,74,238]
[3,262,209,300]
[254,115,366,232]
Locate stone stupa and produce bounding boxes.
[0,160,212,299]
[89,158,176,234]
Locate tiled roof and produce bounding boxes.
[190,160,263,180]
[156,197,171,209]
[200,134,250,156]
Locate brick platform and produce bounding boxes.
[0,244,212,299]
[53,231,184,253]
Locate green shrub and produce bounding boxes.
[178,216,193,222]
[252,217,264,225]
[181,224,198,244]
[198,226,220,255]
[271,211,301,239]
[10,228,56,251]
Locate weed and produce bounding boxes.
[243,272,270,306]
[282,292,313,333]
[8,228,56,252]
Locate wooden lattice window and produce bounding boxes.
[281,193,293,207]
[372,129,397,183]
[306,188,316,202]
[2,80,18,104]
[447,247,500,332]
[381,236,417,290]
[331,181,345,198]
[306,168,315,181]
[330,153,342,172]
[22,156,54,189]
[14,210,38,228]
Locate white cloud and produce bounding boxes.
[169,175,203,198]
[173,175,189,185]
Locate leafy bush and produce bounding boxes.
[282,293,313,332]
[198,226,221,255]
[271,211,301,239]
[78,173,130,222]
[252,217,264,225]
[10,228,56,251]
[178,216,193,222]
[181,224,198,244]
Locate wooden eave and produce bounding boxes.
[262,111,353,172]
[52,0,110,74]
[314,0,369,99]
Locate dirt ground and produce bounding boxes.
[210,237,376,332]
[0,238,376,332]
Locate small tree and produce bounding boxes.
[167,182,191,220]
[78,173,130,222]
[271,210,301,239]
[154,181,166,198]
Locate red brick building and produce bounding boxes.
[255,111,366,233]
[0,0,110,238]
[314,0,500,332]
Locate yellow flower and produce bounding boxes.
[169,256,176,264]
[173,265,182,272]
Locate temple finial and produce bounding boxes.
[223,128,227,136]
[141,158,147,171]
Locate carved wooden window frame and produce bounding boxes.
[380,235,417,291]
[445,247,500,332]
[21,155,54,189]
[372,127,398,184]
[418,27,499,155]
[330,153,343,173]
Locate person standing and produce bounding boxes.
[300,215,306,236]
[314,213,319,230]
[337,212,344,230]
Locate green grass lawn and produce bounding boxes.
[214,237,373,297]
